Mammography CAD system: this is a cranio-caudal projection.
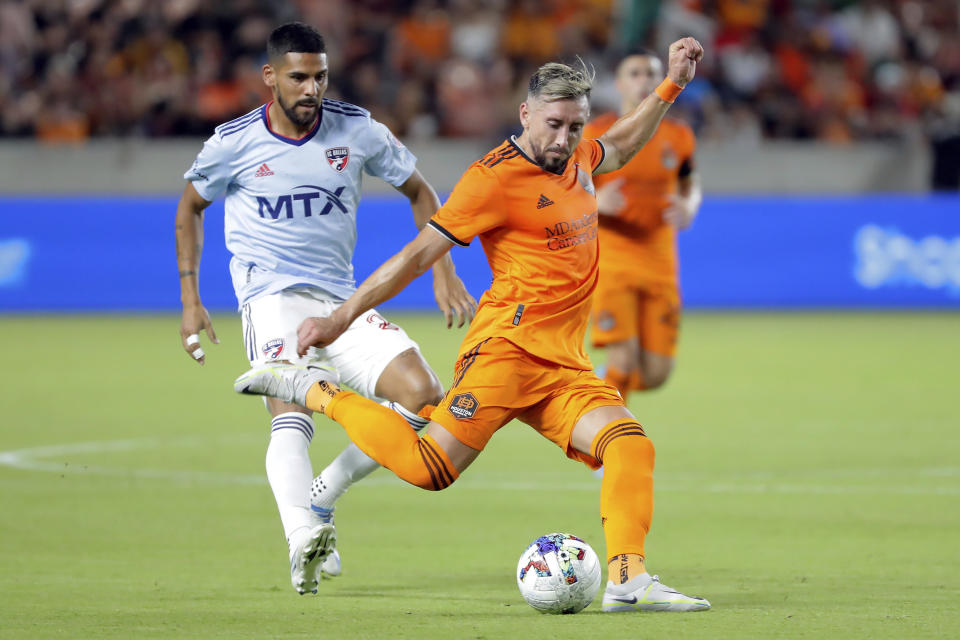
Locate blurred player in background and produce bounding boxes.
[236,38,711,612]
[174,22,475,595]
[586,49,701,397]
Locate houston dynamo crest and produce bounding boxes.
[325,147,350,172]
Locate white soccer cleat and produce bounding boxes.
[233,363,336,407]
[601,574,710,612]
[320,548,341,578]
[288,523,337,595]
[310,504,342,578]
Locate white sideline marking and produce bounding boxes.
[0,437,264,486]
[1,438,958,496]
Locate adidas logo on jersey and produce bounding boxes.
[536,194,554,209]
[254,163,274,178]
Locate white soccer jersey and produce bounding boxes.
[185,98,417,307]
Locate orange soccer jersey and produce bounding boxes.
[425,136,624,458]
[583,113,695,287]
[428,137,606,371]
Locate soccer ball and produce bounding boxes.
[516,533,602,614]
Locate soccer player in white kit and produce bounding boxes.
[174,23,476,595]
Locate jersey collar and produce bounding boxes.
[508,135,569,175]
[261,101,322,146]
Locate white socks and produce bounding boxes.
[267,402,431,542]
[265,412,316,543]
[310,400,429,510]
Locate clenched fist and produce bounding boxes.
[667,37,704,87]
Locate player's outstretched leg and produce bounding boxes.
[588,418,710,612]
[235,363,460,491]
[309,400,430,578]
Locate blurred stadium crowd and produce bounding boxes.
[1,0,958,151]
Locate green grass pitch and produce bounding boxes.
[0,312,957,639]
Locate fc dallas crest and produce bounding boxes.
[325,146,350,172]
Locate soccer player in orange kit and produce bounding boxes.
[585,49,702,397]
[235,38,711,612]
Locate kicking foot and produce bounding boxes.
[601,574,710,612]
[288,523,337,595]
[234,363,338,411]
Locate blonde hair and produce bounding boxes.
[527,57,595,102]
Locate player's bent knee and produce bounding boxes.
[409,471,457,491]
[395,370,444,410]
[643,371,669,390]
[605,432,655,473]
[406,437,459,491]
[592,420,654,467]
[640,358,674,390]
[377,350,445,410]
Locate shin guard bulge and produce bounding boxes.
[591,419,655,560]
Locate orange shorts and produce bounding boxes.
[430,338,624,469]
[590,280,681,357]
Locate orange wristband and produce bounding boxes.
[655,77,684,103]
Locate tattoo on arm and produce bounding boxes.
[179,270,197,279]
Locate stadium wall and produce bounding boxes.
[1,194,958,312]
[0,138,934,195]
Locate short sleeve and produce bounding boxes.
[184,134,233,202]
[583,138,605,172]
[363,119,418,187]
[427,164,506,247]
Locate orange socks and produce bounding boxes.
[304,379,341,414]
[317,389,458,491]
[608,554,647,584]
[591,419,655,581]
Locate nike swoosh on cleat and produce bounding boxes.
[608,595,638,604]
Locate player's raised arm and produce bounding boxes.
[297,226,455,355]
[395,169,477,328]
[595,38,703,175]
[175,181,219,365]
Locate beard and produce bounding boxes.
[531,141,571,174]
[277,92,319,128]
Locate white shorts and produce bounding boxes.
[241,287,421,399]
